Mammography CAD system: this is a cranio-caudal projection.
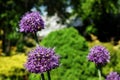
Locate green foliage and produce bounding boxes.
[81,0,96,19]
[70,0,119,20]
[80,0,118,19]
[0,54,27,80]
[40,27,98,80]
[85,24,97,35]
[29,73,41,80]
[41,27,88,51]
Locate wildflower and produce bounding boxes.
[25,46,59,73]
[106,72,120,80]
[87,45,110,65]
[19,11,44,33]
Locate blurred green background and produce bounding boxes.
[0,0,120,80]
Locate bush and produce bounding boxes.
[0,54,27,80]
[38,27,98,80]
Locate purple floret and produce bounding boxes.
[106,72,120,80]
[25,46,59,73]
[87,45,110,65]
[19,11,44,33]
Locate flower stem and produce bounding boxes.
[47,71,51,80]
[41,73,45,80]
[34,32,39,46]
[98,68,102,80]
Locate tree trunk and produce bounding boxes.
[2,29,11,56]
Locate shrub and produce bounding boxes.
[0,54,27,80]
[102,44,120,76]
[39,27,98,80]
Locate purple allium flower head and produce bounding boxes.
[19,11,44,33]
[87,45,110,65]
[106,72,120,80]
[24,46,59,73]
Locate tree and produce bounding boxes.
[1,0,120,55]
[0,0,39,55]
[40,0,120,42]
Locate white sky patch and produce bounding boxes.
[66,6,73,13]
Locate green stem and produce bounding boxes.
[41,73,45,80]
[98,68,102,80]
[34,32,39,46]
[47,71,51,80]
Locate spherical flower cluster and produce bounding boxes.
[87,45,110,65]
[106,72,120,80]
[19,11,44,33]
[25,46,59,73]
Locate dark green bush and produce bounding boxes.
[38,27,98,80]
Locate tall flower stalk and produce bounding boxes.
[34,32,39,46]
[47,71,51,80]
[87,45,110,80]
[41,73,45,80]
[19,11,59,80]
[98,69,101,80]
[97,65,102,80]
